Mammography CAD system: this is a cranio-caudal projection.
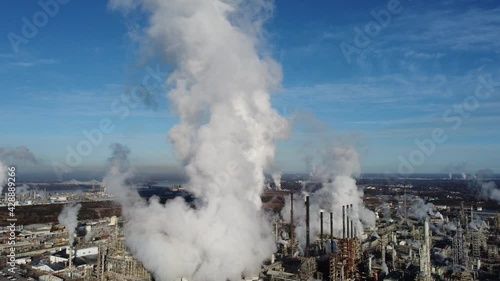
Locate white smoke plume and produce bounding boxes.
[444,163,466,179]
[469,170,500,203]
[103,144,138,204]
[107,0,289,279]
[479,181,500,203]
[272,171,282,190]
[282,143,375,248]
[407,197,435,221]
[434,211,444,221]
[85,227,92,242]
[0,162,6,194]
[58,203,82,246]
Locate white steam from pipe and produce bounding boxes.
[58,203,82,246]
[106,0,289,279]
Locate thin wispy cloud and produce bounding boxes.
[9,58,59,67]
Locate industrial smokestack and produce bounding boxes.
[306,195,310,256]
[290,193,294,257]
[320,210,324,254]
[68,246,73,277]
[330,212,334,253]
[350,204,354,238]
[346,205,350,239]
[350,220,354,239]
[342,205,346,239]
[69,247,72,270]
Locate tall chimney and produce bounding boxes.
[350,204,354,238]
[346,205,350,239]
[342,205,346,239]
[305,195,310,256]
[320,210,324,254]
[330,212,334,253]
[68,246,73,277]
[290,193,294,257]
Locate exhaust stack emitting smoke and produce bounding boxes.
[58,203,82,246]
[282,143,376,247]
[107,0,288,280]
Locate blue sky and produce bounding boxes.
[1,0,499,178]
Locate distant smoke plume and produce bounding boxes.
[0,146,37,164]
[0,146,37,194]
[380,202,392,221]
[16,184,30,195]
[107,0,289,279]
[475,168,494,179]
[85,227,92,242]
[479,181,500,203]
[283,143,375,248]
[58,203,82,246]
[468,169,500,204]
[407,197,435,221]
[272,172,282,190]
[103,144,137,202]
[444,163,467,179]
[0,162,6,194]
[108,143,131,172]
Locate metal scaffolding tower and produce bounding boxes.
[452,222,469,272]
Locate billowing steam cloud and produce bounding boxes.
[107,0,289,279]
[58,203,82,246]
[283,143,375,248]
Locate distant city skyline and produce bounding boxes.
[1,0,500,178]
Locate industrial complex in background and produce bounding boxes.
[1,176,499,281]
